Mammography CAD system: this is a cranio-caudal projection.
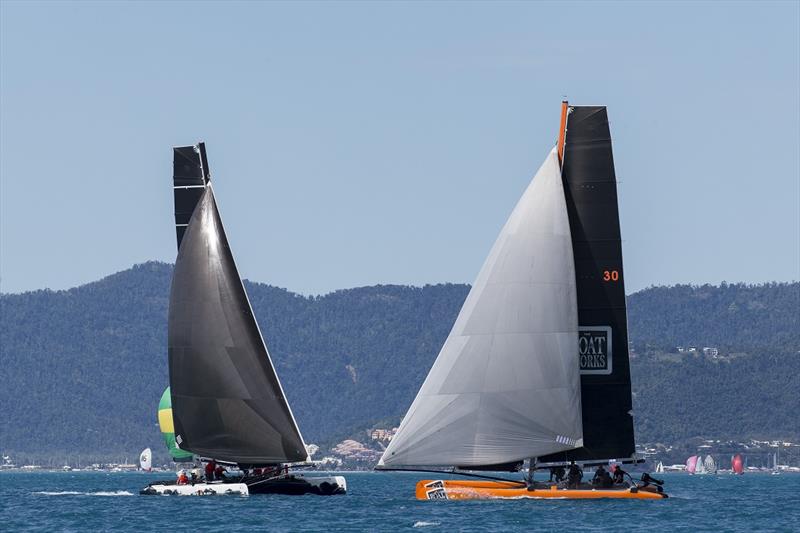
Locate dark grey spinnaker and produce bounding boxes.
[168,145,308,465]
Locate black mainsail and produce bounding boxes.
[173,143,210,248]
[168,143,308,465]
[540,104,636,464]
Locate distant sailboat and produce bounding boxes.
[685,455,699,474]
[377,103,666,500]
[141,143,345,497]
[694,456,707,475]
[771,452,780,475]
[655,461,665,474]
[732,454,744,475]
[703,455,717,474]
[139,448,152,472]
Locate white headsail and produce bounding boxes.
[379,148,582,468]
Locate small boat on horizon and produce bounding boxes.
[376,102,667,500]
[139,448,152,472]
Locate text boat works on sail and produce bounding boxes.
[141,143,345,497]
[376,102,667,500]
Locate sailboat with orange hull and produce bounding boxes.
[377,102,667,500]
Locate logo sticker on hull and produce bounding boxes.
[425,480,448,500]
[579,326,613,375]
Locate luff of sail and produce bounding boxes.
[379,148,582,468]
[168,184,308,465]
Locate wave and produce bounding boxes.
[413,521,441,528]
[34,490,133,496]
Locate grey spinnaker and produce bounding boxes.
[168,181,308,465]
[539,105,636,464]
[379,148,583,468]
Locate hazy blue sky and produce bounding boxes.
[1,1,798,295]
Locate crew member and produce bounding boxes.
[592,465,608,487]
[205,460,216,482]
[567,461,583,489]
[613,465,627,485]
[215,464,227,481]
[176,470,189,485]
[549,466,565,483]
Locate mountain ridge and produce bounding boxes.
[1,262,797,463]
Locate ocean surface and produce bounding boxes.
[2,470,798,532]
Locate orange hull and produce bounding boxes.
[416,480,667,500]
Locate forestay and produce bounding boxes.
[379,148,583,468]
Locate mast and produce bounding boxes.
[557,100,568,165]
[168,143,308,465]
[540,103,637,464]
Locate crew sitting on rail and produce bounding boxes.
[567,461,583,489]
[613,465,627,485]
[592,465,606,486]
[205,460,216,481]
[592,466,614,488]
[549,466,565,483]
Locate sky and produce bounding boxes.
[1,1,798,295]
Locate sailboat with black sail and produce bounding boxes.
[377,102,667,500]
[141,143,345,496]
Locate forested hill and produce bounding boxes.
[1,262,798,461]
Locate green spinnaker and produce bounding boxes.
[158,387,193,461]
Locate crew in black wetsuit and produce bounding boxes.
[549,466,565,483]
[601,469,613,488]
[592,466,607,487]
[613,466,627,485]
[567,461,583,489]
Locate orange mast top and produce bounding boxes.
[557,100,568,165]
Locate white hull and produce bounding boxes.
[143,482,248,496]
[247,473,347,495]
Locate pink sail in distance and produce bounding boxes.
[685,455,699,474]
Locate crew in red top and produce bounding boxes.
[204,460,216,482]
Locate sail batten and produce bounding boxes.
[379,148,582,468]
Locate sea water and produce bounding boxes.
[1,471,798,531]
